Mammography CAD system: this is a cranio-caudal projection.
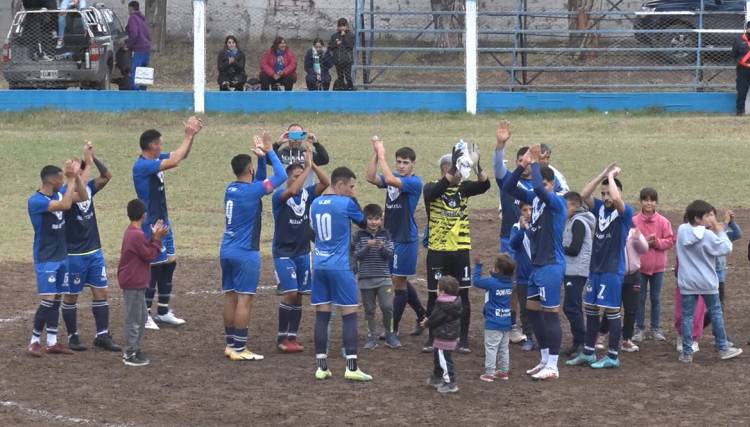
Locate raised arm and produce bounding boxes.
[365,145,380,186]
[279,151,312,203]
[84,142,112,191]
[530,163,552,205]
[373,136,403,188]
[48,160,78,212]
[311,161,330,196]
[259,140,288,194]
[724,210,742,241]
[309,134,329,166]
[470,261,488,289]
[502,165,534,205]
[580,163,615,209]
[605,166,626,214]
[160,116,203,171]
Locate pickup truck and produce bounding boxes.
[2,4,127,89]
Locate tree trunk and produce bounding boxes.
[431,0,465,48]
[567,0,594,48]
[145,0,168,52]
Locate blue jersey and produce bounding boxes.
[379,173,422,243]
[28,191,67,263]
[272,184,318,257]
[504,164,566,266]
[509,223,532,284]
[310,195,364,271]
[132,153,170,225]
[590,199,633,275]
[63,180,101,254]
[220,181,267,255]
[496,170,533,239]
[472,264,513,331]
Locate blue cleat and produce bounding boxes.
[590,355,620,369]
[521,338,535,352]
[566,352,597,366]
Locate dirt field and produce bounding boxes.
[1,209,749,426]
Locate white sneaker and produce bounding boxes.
[509,327,527,344]
[154,310,186,326]
[531,367,559,381]
[632,328,645,343]
[652,329,666,341]
[145,315,160,330]
[525,362,545,376]
[56,39,63,49]
[692,341,699,353]
[621,340,640,353]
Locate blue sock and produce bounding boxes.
[314,311,332,355]
[342,312,358,357]
[157,262,176,316]
[288,305,302,341]
[607,311,622,360]
[544,311,562,356]
[91,299,109,337]
[392,289,407,333]
[224,326,235,347]
[278,303,292,343]
[528,309,545,348]
[234,328,248,352]
[61,302,77,338]
[584,307,600,356]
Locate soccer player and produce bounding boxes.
[27,160,84,357]
[503,144,567,380]
[310,167,371,381]
[273,123,330,187]
[132,116,203,328]
[61,142,121,352]
[568,164,633,369]
[423,143,490,353]
[221,134,287,361]
[366,136,427,344]
[539,144,569,195]
[273,144,330,353]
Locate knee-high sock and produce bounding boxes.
[31,300,54,344]
[392,289,408,333]
[277,303,292,343]
[406,281,426,320]
[224,326,235,347]
[61,301,77,338]
[314,311,332,371]
[146,264,161,310]
[607,311,622,360]
[584,307,600,356]
[544,311,562,356]
[342,312,359,371]
[459,288,471,345]
[234,328,248,352]
[157,262,176,315]
[528,309,546,348]
[91,299,109,337]
[288,305,302,340]
[46,300,61,346]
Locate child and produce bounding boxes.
[509,201,534,351]
[632,188,675,342]
[705,209,742,330]
[117,199,167,367]
[473,254,515,382]
[353,204,397,349]
[561,192,595,357]
[675,200,742,362]
[423,276,462,394]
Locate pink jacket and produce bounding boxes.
[625,228,649,275]
[633,211,675,275]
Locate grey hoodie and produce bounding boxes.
[563,209,595,277]
[675,223,732,295]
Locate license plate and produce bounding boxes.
[40,70,58,79]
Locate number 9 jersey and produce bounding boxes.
[310,195,364,271]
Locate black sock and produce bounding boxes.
[392,289,407,333]
[91,299,109,337]
[459,289,471,345]
[46,300,61,344]
[584,307,600,356]
[528,309,545,348]
[607,311,622,360]
[157,262,176,316]
[61,301,77,338]
[146,264,160,310]
[544,311,562,356]
[32,300,53,341]
[342,312,358,357]
[288,304,302,341]
[234,328,248,352]
[406,281,426,320]
[316,354,328,371]
[314,311,331,355]
[225,326,235,347]
[278,303,292,343]
[346,355,358,372]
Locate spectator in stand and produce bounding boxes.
[260,36,296,91]
[304,38,333,91]
[731,21,750,115]
[217,35,247,91]
[329,18,355,90]
[124,1,151,91]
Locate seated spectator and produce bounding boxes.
[304,38,333,91]
[57,0,87,49]
[259,36,296,91]
[217,35,247,91]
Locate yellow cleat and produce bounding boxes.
[229,349,264,361]
[344,368,373,382]
[224,346,233,358]
[314,368,333,380]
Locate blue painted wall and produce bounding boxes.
[0,90,737,113]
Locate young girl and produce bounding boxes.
[423,276,462,394]
[632,188,675,342]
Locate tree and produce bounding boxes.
[431,0,465,48]
[145,0,168,52]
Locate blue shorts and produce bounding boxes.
[585,272,623,309]
[274,254,311,294]
[144,221,175,264]
[67,250,108,293]
[391,241,418,277]
[527,264,564,309]
[220,251,260,295]
[34,260,69,296]
[311,269,358,307]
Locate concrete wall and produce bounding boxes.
[1,2,12,42]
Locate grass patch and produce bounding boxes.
[0,110,745,262]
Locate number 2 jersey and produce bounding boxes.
[310,194,364,271]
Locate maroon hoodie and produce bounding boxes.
[117,225,162,289]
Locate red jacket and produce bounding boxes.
[260,48,297,82]
[117,225,162,289]
[632,211,675,275]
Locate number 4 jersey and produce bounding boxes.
[310,194,364,271]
